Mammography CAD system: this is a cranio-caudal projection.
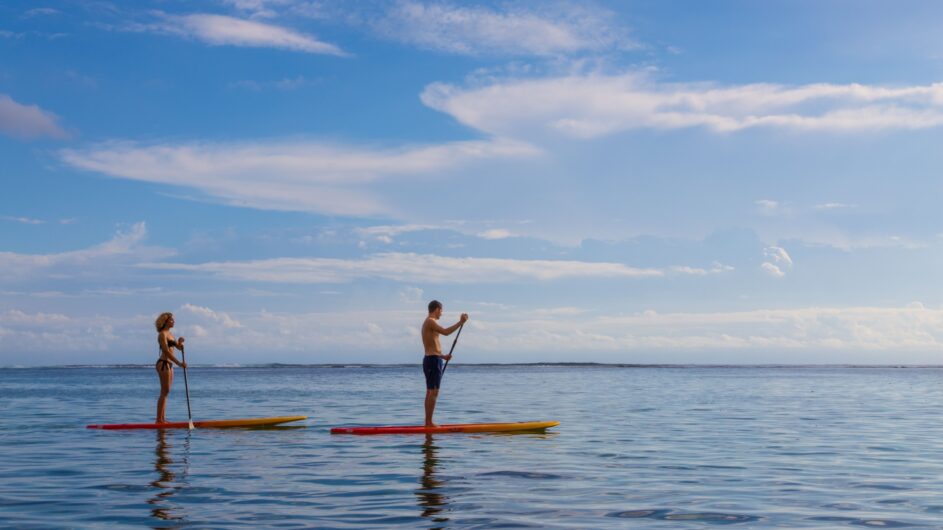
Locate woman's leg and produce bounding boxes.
[156,365,173,423]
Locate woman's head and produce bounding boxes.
[155,312,174,332]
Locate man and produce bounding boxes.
[421,300,469,427]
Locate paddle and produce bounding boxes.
[180,345,195,430]
[440,322,464,377]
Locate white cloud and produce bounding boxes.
[229,75,318,91]
[764,246,793,266]
[2,216,45,225]
[670,263,734,276]
[421,73,943,139]
[762,246,792,278]
[23,7,60,18]
[761,262,785,278]
[0,222,174,281]
[130,13,346,55]
[180,303,243,328]
[478,228,513,239]
[6,304,943,361]
[141,252,665,284]
[61,138,539,216]
[222,0,290,19]
[372,1,635,56]
[398,286,424,304]
[0,94,68,140]
[355,224,439,244]
[755,199,779,213]
[815,202,857,210]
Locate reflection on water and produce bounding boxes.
[148,430,188,525]
[416,435,450,528]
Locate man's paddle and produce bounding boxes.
[441,322,464,377]
[180,345,195,430]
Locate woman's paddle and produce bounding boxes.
[440,322,464,377]
[180,345,195,430]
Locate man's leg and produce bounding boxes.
[424,388,439,427]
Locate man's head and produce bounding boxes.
[428,300,443,318]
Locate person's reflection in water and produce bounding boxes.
[416,435,450,528]
[148,430,187,524]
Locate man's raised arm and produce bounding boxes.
[432,313,469,335]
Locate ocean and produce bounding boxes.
[1,365,942,528]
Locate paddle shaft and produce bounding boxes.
[180,346,193,427]
[441,322,464,377]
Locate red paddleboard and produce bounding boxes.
[330,420,559,435]
[87,416,307,430]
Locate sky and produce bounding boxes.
[2,0,943,365]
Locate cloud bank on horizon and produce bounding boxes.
[2,0,943,364]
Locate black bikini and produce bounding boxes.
[156,339,177,372]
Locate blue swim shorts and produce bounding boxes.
[423,355,444,390]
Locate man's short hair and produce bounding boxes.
[428,300,442,313]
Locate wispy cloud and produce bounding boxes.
[2,216,45,225]
[371,1,635,56]
[23,7,60,18]
[229,75,318,91]
[60,138,539,216]
[128,13,346,55]
[140,252,666,284]
[422,73,943,139]
[815,202,857,210]
[0,94,69,140]
[754,199,780,214]
[477,228,514,240]
[762,246,793,278]
[6,304,943,361]
[0,222,174,281]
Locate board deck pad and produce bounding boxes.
[330,420,559,435]
[87,416,307,430]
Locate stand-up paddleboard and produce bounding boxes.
[331,420,559,435]
[87,416,307,430]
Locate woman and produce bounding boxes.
[155,312,186,424]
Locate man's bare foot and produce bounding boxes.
[424,423,438,428]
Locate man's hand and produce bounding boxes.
[460,313,469,323]
[444,354,453,361]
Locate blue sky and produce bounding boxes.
[2,0,943,365]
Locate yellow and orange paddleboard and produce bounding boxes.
[87,416,307,430]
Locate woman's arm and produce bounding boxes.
[159,334,187,368]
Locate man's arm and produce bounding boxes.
[430,313,469,336]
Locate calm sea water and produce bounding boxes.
[1,365,942,529]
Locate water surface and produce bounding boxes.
[1,365,942,528]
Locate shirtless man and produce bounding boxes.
[422,300,469,427]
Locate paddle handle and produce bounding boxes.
[441,322,464,376]
[180,346,194,428]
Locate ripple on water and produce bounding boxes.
[477,470,564,480]
[608,509,760,524]
[806,516,923,528]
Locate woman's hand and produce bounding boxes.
[179,362,188,369]
[176,337,185,348]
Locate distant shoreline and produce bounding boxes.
[3,363,942,369]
